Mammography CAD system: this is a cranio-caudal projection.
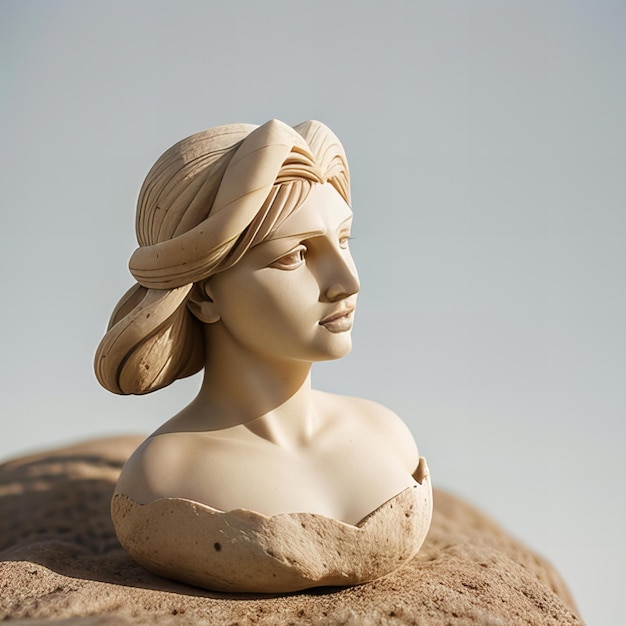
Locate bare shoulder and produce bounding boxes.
[314,390,420,471]
[115,435,172,501]
[114,431,225,502]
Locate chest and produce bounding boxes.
[184,431,414,524]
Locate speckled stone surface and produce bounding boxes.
[0,436,583,625]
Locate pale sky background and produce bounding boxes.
[1,2,624,623]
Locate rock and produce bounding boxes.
[0,436,583,625]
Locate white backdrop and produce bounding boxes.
[1,2,624,623]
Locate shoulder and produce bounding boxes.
[114,432,225,502]
[314,391,420,471]
[114,435,172,501]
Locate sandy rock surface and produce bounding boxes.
[0,436,583,625]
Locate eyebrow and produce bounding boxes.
[267,215,353,242]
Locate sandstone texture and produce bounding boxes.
[0,436,583,625]
[111,459,431,593]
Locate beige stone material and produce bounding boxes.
[94,119,433,591]
[0,437,583,625]
[111,457,431,593]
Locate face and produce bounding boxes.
[206,183,360,364]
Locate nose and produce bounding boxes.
[321,250,360,303]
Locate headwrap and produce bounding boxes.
[95,119,350,394]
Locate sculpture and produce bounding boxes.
[95,119,432,592]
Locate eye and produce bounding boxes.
[269,245,307,270]
[339,233,352,249]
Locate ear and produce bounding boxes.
[187,280,220,324]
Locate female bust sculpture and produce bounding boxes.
[96,119,432,592]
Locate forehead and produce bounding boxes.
[269,183,353,240]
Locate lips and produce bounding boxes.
[319,306,355,333]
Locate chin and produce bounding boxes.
[315,338,353,362]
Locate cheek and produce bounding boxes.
[213,269,322,348]
[253,271,320,329]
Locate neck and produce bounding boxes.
[191,323,315,449]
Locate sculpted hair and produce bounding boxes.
[94,120,350,394]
